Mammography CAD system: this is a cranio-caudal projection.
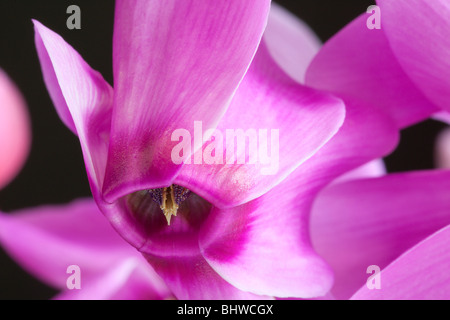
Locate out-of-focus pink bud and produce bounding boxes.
[0,69,31,189]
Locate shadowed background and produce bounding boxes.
[0,0,445,299]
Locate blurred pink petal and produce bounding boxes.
[351,224,450,300]
[0,69,31,189]
[432,111,450,125]
[311,170,450,299]
[264,2,321,83]
[305,14,438,128]
[55,258,170,300]
[377,0,450,113]
[0,198,170,299]
[0,198,135,287]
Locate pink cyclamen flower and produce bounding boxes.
[30,1,400,299]
[0,69,31,190]
[0,199,172,300]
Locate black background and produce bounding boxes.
[0,0,445,300]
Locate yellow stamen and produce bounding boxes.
[160,186,179,225]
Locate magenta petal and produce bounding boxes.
[175,42,345,208]
[0,69,31,189]
[311,170,450,299]
[55,257,170,300]
[289,98,397,293]
[102,0,271,202]
[305,14,438,128]
[285,97,398,205]
[377,0,450,113]
[351,224,450,300]
[264,3,321,83]
[0,199,135,289]
[33,21,113,199]
[198,95,397,298]
[332,159,386,184]
[199,173,334,298]
[145,253,269,300]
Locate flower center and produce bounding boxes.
[126,184,211,237]
[147,185,191,225]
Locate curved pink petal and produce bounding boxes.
[0,70,31,189]
[55,257,171,300]
[103,0,271,202]
[0,198,134,289]
[294,97,398,193]
[199,96,398,298]
[175,41,345,208]
[332,159,386,185]
[305,14,438,128]
[311,170,450,299]
[33,21,113,200]
[145,253,269,300]
[351,224,450,300]
[264,3,321,83]
[377,0,450,113]
[199,173,334,299]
